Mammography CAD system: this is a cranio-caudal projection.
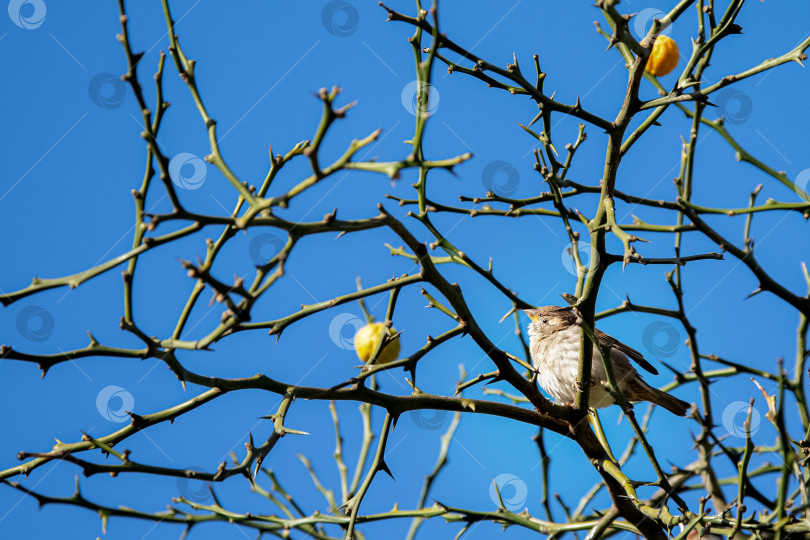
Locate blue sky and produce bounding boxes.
[2,1,810,538]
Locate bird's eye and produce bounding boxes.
[542,319,548,324]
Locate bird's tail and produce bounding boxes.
[644,386,690,416]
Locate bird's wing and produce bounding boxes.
[594,328,659,375]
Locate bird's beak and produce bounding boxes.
[523,309,539,322]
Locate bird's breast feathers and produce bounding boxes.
[531,325,582,403]
[530,325,617,407]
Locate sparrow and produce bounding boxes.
[524,306,690,416]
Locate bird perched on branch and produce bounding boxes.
[524,305,690,416]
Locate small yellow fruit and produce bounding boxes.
[354,322,400,365]
[645,35,679,77]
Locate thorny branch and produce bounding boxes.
[3,0,810,539]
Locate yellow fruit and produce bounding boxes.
[354,322,400,365]
[645,35,679,77]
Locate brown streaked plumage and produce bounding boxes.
[524,306,690,416]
